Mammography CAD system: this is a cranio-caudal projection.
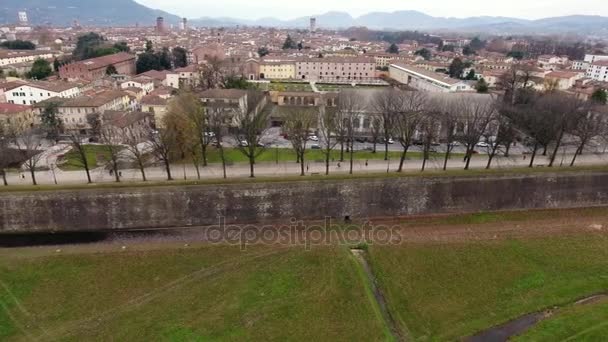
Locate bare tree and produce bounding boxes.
[318,103,339,175]
[150,119,178,181]
[370,114,383,153]
[497,63,536,105]
[485,114,517,169]
[338,90,366,174]
[121,125,150,181]
[543,94,587,167]
[65,131,93,183]
[283,108,317,176]
[172,91,211,167]
[419,110,441,172]
[372,89,398,160]
[166,95,205,180]
[233,90,269,178]
[569,108,605,167]
[393,91,426,172]
[453,95,497,170]
[98,114,123,182]
[11,127,44,185]
[0,121,11,185]
[207,105,229,179]
[199,57,225,90]
[435,97,459,171]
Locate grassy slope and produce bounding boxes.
[0,246,386,341]
[513,299,608,341]
[368,235,608,341]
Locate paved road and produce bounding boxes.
[6,151,608,186]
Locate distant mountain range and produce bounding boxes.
[1,0,607,36]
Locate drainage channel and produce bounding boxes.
[466,293,608,342]
[350,248,407,342]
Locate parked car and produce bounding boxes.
[310,144,321,150]
[476,141,490,148]
[355,137,367,143]
[239,140,249,147]
[308,135,319,142]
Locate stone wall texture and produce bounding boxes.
[1,171,608,233]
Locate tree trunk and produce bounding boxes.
[397,145,409,172]
[300,151,305,176]
[542,145,548,156]
[421,143,430,172]
[249,155,255,178]
[464,146,473,170]
[138,161,147,182]
[164,159,173,180]
[219,147,227,179]
[349,141,354,174]
[194,163,201,180]
[504,142,511,157]
[548,129,565,167]
[529,143,539,168]
[372,140,377,153]
[570,140,586,167]
[325,151,330,175]
[1,170,7,186]
[443,146,453,171]
[30,168,37,185]
[201,143,208,167]
[486,143,499,169]
[113,162,120,182]
[384,141,389,161]
[340,140,345,162]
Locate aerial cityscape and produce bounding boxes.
[1,1,608,341]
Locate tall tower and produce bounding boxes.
[18,11,28,25]
[180,18,187,31]
[310,17,317,33]
[156,17,165,33]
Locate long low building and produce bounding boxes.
[389,63,473,92]
[59,52,136,82]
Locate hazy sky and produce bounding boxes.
[135,0,607,20]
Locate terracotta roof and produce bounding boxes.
[199,88,247,99]
[141,95,167,106]
[138,70,169,80]
[103,111,150,129]
[592,60,608,67]
[70,52,136,71]
[25,80,81,93]
[545,71,580,79]
[0,103,31,115]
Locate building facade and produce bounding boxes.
[59,52,136,81]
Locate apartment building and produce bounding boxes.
[120,76,155,94]
[166,65,199,89]
[296,57,376,82]
[389,63,473,92]
[544,71,583,90]
[5,81,81,105]
[59,52,136,81]
[586,61,608,82]
[0,49,58,67]
[0,103,35,130]
[259,59,297,80]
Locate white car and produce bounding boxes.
[308,135,319,142]
[239,140,249,147]
[387,138,394,144]
[476,141,490,148]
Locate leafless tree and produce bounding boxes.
[497,63,537,105]
[207,105,229,179]
[172,91,211,167]
[453,94,497,170]
[370,114,383,153]
[199,57,225,90]
[485,113,517,169]
[372,88,398,160]
[66,130,93,184]
[542,93,587,167]
[569,108,605,166]
[98,115,124,182]
[338,90,366,174]
[318,103,340,175]
[283,107,317,176]
[11,127,44,185]
[233,90,269,178]
[419,110,441,172]
[121,125,150,181]
[393,91,426,172]
[434,97,459,171]
[0,121,11,185]
[150,119,178,181]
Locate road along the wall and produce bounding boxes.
[1,171,608,233]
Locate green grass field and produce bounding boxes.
[513,299,608,341]
[368,235,608,340]
[2,210,608,340]
[59,145,122,171]
[267,82,313,92]
[0,246,387,341]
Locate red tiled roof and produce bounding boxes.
[0,103,31,115]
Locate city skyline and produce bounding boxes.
[135,0,608,21]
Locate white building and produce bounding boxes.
[5,81,81,105]
[584,54,608,63]
[0,50,58,67]
[120,76,155,94]
[389,63,473,92]
[586,61,608,82]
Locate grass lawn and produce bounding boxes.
[59,145,123,171]
[191,147,460,164]
[368,235,608,340]
[268,82,313,92]
[0,245,387,341]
